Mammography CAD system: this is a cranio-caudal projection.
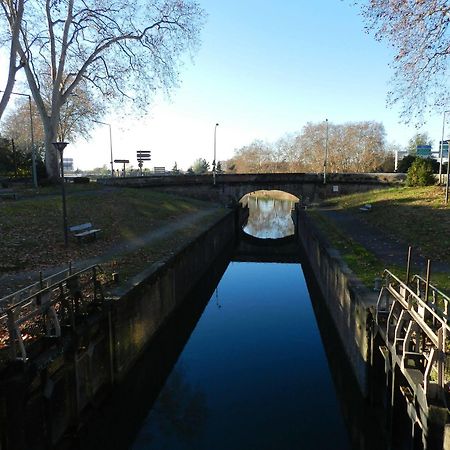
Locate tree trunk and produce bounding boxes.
[0,0,24,120]
[43,118,60,180]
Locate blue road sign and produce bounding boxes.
[416,145,431,157]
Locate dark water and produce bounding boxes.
[132,262,350,450]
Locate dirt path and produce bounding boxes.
[0,207,223,298]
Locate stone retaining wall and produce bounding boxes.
[296,207,377,396]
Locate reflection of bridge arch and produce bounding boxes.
[240,190,299,240]
[239,189,300,206]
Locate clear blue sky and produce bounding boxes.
[1,0,443,170]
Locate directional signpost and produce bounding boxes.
[137,150,151,176]
[114,159,129,177]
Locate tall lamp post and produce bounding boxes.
[323,118,329,184]
[213,123,219,186]
[0,90,37,188]
[52,141,69,246]
[439,110,450,185]
[93,120,114,177]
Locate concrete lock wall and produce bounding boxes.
[0,208,243,450]
[110,210,237,379]
[296,207,378,396]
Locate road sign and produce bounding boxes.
[439,141,449,158]
[137,150,151,161]
[114,159,129,164]
[416,145,431,157]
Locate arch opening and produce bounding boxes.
[240,190,299,239]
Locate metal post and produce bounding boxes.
[323,118,329,184]
[425,259,431,303]
[438,112,448,185]
[53,142,69,246]
[213,123,219,186]
[59,150,68,247]
[93,120,114,177]
[0,90,38,187]
[406,246,412,285]
[108,124,114,177]
[28,95,37,188]
[446,148,450,204]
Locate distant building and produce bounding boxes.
[63,158,74,171]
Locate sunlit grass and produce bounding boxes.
[308,195,450,294]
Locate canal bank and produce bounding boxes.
[0,207,247,450]
[2,190,447,450]
[295,207,377,397]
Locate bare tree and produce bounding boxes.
[0,0,205,179]
[0,0,25,119]
[1,80,100,156]
[227,121,388,174]
[358,0,450,123]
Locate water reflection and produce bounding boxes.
[135,366,208,447]
[241,191,298,239]
[132,262,350,450]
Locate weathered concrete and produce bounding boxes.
[97,172,405,204]
[296,207,377,396]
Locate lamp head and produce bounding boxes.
[52,142,68,153]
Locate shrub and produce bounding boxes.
[406,158,435,186]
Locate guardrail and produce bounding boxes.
[376,269,450,401]
[0,264,76,312]
[0,265,105,363]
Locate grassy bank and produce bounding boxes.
[0,185,226,291]
[308,185,450,293]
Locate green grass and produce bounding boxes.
[308,185,450,294]
[324,186,450,263]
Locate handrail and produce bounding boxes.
[0,264,105,362]
[0,264,75,311]
[411,274,450,319]
[383,269,450,334]
[1,265,101,318]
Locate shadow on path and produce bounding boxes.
[318,207,450,273]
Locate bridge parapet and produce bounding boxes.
[97,172,405,188]
[97,172,406,205]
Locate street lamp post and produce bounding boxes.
[0,90,38,188]
[213,123,219,186]
[439,111,450,185]
[52,141,69,246]
[446,148,450,204]
[323,118,329,184]
[93,120,114,177]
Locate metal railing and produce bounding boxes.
[0,264,76,312]
[376,269,450,401]
[0,265,105,363]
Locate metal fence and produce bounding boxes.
[0,265,105,363]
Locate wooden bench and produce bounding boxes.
[69,223,101,242]
[0,189,18,200]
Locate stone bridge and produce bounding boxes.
[97,172,405,205]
